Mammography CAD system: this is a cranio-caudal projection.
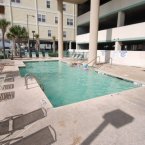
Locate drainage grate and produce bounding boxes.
[4,77,14,83]
[3,84,14,90]
[0,91,15,102]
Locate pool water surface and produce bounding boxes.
[20,61,138,107]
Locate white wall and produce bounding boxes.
[76,22,145,43]
[69,49,145,68]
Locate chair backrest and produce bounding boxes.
[11,126,56,145]
[0,120,9,135]
[77,54,84,60]
[13,108,47,131]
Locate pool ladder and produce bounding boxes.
[25,73,44,91]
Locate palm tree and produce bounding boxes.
[34,34,40,51]
[34,34,40,57]
[52,36,56,53]
[0,19,10,58]
[6,32,16,56]
[7,25,28,57]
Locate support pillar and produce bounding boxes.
[35,0,39,34]
[117,11,125,27]
[88,0,100,66]
[57,0,63,59]
[115,41,122,51]
[115,11,125,51]
[69,41,72,50]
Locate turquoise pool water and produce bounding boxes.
[20,61,138,107]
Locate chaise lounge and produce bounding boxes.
[0,108,47,138]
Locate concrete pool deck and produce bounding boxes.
[0,58,145,145]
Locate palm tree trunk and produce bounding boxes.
[13,39,16,56]
[53,41,56,53]
[17,40,21,58]
[2,33,5,59]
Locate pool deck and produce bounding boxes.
[0,58,145,145]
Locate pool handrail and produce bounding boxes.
[24,73,44,91]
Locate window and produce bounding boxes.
[46,0,50,8]
[63,4,66,11]
[48,30,51,37]
[55,17,58,24]
[0,6,4,14]
[38,14,41,22]
[38,14,46,22]
[42,15,46,22]
[63,31,66,38]
[67,18,73,26]
[11,0,20,3]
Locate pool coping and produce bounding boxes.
[95,69,145,86]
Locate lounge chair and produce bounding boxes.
[0,91,15,102]
[71,53,77,59]
[0,75,14,90]
[77,54,84,60]
[0,76,5,90]
[0,65,4,73]
[74,54,80,59]
[0,125,57,145]
[0,108,47,137]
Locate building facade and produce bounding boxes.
[76,0,145,51]
[0,0,77,50]
[74,0,145,67]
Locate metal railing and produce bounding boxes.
[24,73,44,91]
[95,57,113,70]
[87,56,101,65]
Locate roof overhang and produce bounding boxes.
[63,0,88,4]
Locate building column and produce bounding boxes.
[88,0,100,66]
[57,0,63,59]
[115,41,122,51]
[35,0,39,34]
[115,11,125,51]
[9,0,13,26]
[69,41,72,50]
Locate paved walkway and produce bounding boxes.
[0,59,145,145]
[97,64,145,84]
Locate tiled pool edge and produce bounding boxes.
[95,70,145,86]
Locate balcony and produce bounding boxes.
[76,22,145,43]
[63,0,87,4]
[77,0,145,26]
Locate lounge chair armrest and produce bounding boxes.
[49,125,57,142]
[42,108,47,117]
[3,114,23,120]
[0,136,23,145]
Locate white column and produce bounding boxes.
[69,41,72,50]
[9,0,13,26]
[35,0,39,34]
[57,0,63,59]
[117,11,125,27]
[115,11,125,51]
[88,0,100,66]
[115,41,122,51]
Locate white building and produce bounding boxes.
[75,0,145,67]
[0,0,77,50]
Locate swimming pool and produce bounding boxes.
[20,61,138,107]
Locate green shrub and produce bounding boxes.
[0,55,4,59]
[48,52,58,57]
